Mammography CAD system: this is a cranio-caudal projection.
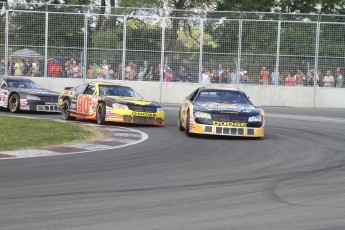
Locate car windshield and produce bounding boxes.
[195,90,251,105]
[7,79,43,89]
[99,85,143,98]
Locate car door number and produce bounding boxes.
[77,95,90,114]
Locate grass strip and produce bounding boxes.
[0,116,98,151]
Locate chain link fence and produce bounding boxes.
[0,3,344,88]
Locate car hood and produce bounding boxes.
[105,96,161,107]
[14,88,60,97]
[193,102,262,116]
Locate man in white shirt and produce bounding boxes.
[323,70,334,87]
[335,67,343,88]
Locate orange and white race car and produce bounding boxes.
[59,82,165,126]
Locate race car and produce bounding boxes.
[58,82,165,126]
[178,86,265,137]
[0,77,59,113]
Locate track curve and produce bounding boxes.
[0,106,345,230]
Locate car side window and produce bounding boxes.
[75,84,87,94]
[188,89,199,102]
[84,85,96,95]
[0,81,7,88]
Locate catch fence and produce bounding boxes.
[0,3,344,88]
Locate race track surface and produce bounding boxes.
[1,106,345,230]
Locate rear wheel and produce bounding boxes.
[8,94,20,113]
[178,110,185,131]
[96,102,106,125]
[61,99,76,120]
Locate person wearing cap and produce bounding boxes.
[165,67,173,82]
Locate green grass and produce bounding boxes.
[0,116,95,151]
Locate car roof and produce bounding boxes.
[1,77,33,81]
[90,81,131,88]
[201,86,242,91]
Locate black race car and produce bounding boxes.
[0,77,59,113]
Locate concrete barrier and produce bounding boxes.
[30,77,345,108]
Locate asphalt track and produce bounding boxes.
[1,106,345,230]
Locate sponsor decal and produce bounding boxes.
[213,121,247,127]
[106,108,113,112]
[132,112,156,117]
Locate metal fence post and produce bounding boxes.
[198,16,204,83]
[237,14,243,85]
[121,15,127,81]
[83,12,88,82]
[44,12,48,78]
[314,15,321,88]
[159,15,166,103]
[4,9,9,77]
[275,20,281,86]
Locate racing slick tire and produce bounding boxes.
[96,102,106,125]
[61,99,76,120]
[178,110,185,131]
[8,94,20,113]
[185,111,193,137]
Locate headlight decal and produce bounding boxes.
[248,115,262,122]
[112,103,129,110]
[194,111,212,119]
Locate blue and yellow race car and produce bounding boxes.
[59,82,165,126]
[178,86,265,137]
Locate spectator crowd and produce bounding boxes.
[0,57,343,88]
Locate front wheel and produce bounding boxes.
[8,94,20,113]
[96,102,106,125]
[178,110,185,131]
[61,99,76,120]
[185,111,193,137]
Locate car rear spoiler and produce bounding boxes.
[64,87,73,90]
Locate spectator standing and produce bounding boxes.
[210,70,218,83]
[201,69,211,84]
[271,67,279,85]
[285,73,295,86]
[125,61,137,80]
[23,58,31,76]
[240,71,249,84]
[323,70,334,87]
[260,67,269,85]
[0,59,5,76]
[137,67,144,81]
[87,65,94,79]
[295,69,305,86]
[220,67,230,83]
[335,68,343,88]
[178,65,188,82]
[71,61,80,78]
[230,68,237,84]
[165,67,173,82]
[108,64,114,79]
[47,58,55,77]
[217,64,224,78]
[142,60,153,81]
[14,58,24,76]
[52,61,62,78]
[115,63,121,80]
[31,59,40,77]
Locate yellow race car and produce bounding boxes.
[178,86,265,137]
[59,82,165,126]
